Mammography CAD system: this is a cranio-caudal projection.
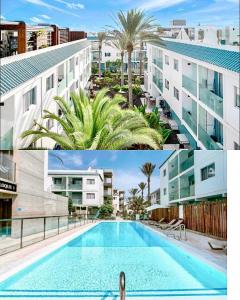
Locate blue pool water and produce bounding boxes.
[0,222,227,298]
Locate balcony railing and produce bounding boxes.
[153,75,163,92]
[199,85,223,118]
[182,107,197,134]
[182,75,197,97]
[68,183,82,190]
[198,125,223,150]
[152,58,163,69]
[0,154,16,181]
[51,183,66,190]
[180,185,195,199]
[179,152,194,173]
[0,127,13,150]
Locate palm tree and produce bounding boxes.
[108,31,127,86]
[129,188,139,199]
[21,89,164,150]
[113,9,158,106]
[97,31,107,78]
[140,162,156,204]
[129,196,145,215]
[138,182,146,200]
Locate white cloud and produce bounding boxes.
[89,158,98,167]
[49,151,83,169]
[114,169,159,198]
[30,16,43,23]
[41,14,51,20]
[53,0,84,9]
[141,0,187,10]
[25,0,81,18]
[109,151,118,162]
[0,15,5,20]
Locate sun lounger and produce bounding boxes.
[208,241,227,251]
[149,218,165,226]
[156,218,177,229]
[163,219,183,231]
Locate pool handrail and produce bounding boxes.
[119,271,126,300]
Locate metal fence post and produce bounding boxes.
[58,217,60,234]
[67,216,69,231]
[43,217,46,240]
[20,218,23,248]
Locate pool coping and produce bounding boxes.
[0,221,227,300]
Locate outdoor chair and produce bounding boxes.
[156,218,177,229]
[164,219,184,231]
[148,218,165,226]
[208,241,227,253]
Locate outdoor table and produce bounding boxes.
[177,134,189,145]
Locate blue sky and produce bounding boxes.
[48,150,172,197]
[1,0,239,32]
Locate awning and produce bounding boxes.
[146,204,167,212]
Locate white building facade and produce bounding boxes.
[47,168,106,215]
[159,150,227,215]
[150,188,161,206]
[0,39,91,150]
[146,39,240,150]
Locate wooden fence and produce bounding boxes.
[184,200,227,239]
[151,207,179,223]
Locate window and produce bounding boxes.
[165,79,169,90]
[87,179,95,184]
[163,188,167,195]
[46,74,54,92]
[86,193,95,199]
[165,55,169,65]
[234,142,240,150]
[174,59,179,71]
[201,163,215,181]
[234,86,240,108]
[54,178,62,184]
[163,169,166,176]
[23,87,36,112]
[72,178,81,184]
[105,52,111,57]
[46,119,54,129]
[174,87,179,100]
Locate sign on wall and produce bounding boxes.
[0,180,17,192]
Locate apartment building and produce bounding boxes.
[146,39,240,150]
[159,150,227,217]
[150,188,161,206]
[47,168,112,216]
[89,36,147,74]
[103,170,113,204]
[0,151,68,237]
[113,189,125,214]
[0,39,91,150]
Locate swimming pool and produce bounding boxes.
[0,221,227,298]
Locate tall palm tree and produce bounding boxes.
[129,188,139,199]
[97,31,107,78]
[113,9,158,106]
[138,182,146,200]
[140,162,156,204]
[108,31,127,86]
[21,89,164,150]
[129,196,145,215]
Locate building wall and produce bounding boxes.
[0,40,91,150]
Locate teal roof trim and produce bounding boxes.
[0,40,90,96]
[152,40,240,73]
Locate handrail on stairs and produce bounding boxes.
[119,271,126,300]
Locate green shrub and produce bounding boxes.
[122,84,128,91]
[91,66,98,75]
[133,84,142,96]
[98,204,114,219]
[113,84,121,92]
[135,76,141,85]
[104,77,114,86]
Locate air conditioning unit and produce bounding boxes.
[208,167,215,176]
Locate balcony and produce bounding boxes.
[180,169,195,198]
[168,156,179,180]
[198,125,223,150]
[153,75,163,92]
[0,127,13,150]
[199,85,223,118]
[52,183,66,190]
[0,153,16,182]
[152,58,163,69]
[70,192,82,205]
[179,150,194,173]
[182,107,197,134]
[182,75,197,97]
[68,183,82,190]
[169,178,179,201]
[180,185,195,198]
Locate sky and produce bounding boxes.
[48,150,172,197]
[1,0,239,32]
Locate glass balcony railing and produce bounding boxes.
[198,125,223,150]
[182,107,197,134]
[180,185,195,198]
[52,183,66,190]
[68,183,82,190]
[199,85,223,118]
[169,178,179,201]
[182,75,197,97]
[168,156,179,180]
[153,75,163,92]
[0,127,13,150]
[152,58,163,69]
[179,151,194,173]
[57,77,67,94]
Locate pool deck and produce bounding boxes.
[0,221,227,300]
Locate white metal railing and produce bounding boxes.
[166,224,187,240]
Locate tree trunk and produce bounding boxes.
[148,177,150,203]
[121,52,124,86]
[98,46,101,78]
[139,42,143,77]
[127,50,133,106]
[141,190,144,200]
